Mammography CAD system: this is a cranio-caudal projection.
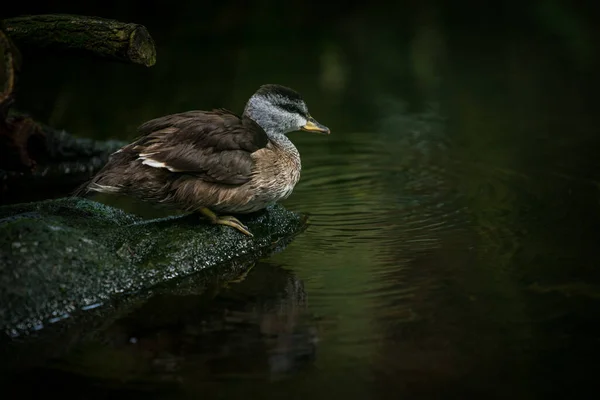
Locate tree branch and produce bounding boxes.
[0,27,19,110]
[2,14,156,67]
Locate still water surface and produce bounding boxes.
[3,3,600,398]
[4,120,598,399]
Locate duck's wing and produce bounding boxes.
[125,109,269,185]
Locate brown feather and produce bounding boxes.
[130,109,269,185]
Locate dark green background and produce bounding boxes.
[3,1,600,399]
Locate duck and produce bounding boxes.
[74,84,330,236]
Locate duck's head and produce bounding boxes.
[243,84,330,137]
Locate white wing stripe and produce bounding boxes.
[139,156,182,172]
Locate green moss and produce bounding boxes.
[0,197,307,336]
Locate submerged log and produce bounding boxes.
[0,262,316,383]
[2,14,156,67]
[0,197,308,338]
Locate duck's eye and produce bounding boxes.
[278,102,303,115]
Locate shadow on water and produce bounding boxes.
[2,0,600,399]
[2,262,317,399]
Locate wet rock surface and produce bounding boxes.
[0,197,307,338]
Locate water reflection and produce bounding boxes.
[3,107,600,398]
[271,127,536,398]
[3,262,316,398]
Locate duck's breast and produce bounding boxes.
[251,141,301,204]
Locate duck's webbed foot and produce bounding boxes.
[199,207,253,237]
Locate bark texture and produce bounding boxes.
[2,14,156,67]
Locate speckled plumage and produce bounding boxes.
[74,84,329,219]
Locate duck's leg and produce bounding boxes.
[199,207,253,237]
[224,262,256,287]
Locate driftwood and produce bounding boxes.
[0,27,38,174]
[2,14,156,67]
[0,120,126,204]
[0,27,20,109]
[0,14,156,177]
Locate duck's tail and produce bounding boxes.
[71,150,137,198]
[71,155,115,198]
[71,171,125,198]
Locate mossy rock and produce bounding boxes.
[0,197,307,337]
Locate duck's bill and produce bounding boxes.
[301,117,330,134]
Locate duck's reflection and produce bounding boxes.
[58,261,316,389]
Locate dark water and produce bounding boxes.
[3,1,600,399]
